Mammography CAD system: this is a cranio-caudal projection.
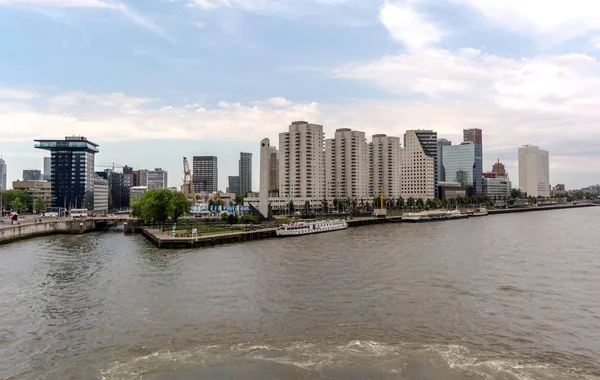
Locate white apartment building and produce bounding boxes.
[370,134,402,199]
[147,168,168,190]
[326,128,370,201]
[518,145,550,197]
[401,130,435,200]
[279,121,325,199]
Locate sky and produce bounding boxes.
[1,0,600,191]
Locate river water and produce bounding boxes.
[1,208,600,379]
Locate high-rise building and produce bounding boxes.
[519,145,550,197]
[492,159,507,177]
[23,169,42,181]
[370,134,402,199]
[0,157,6,191]
[268,146,279,193]
[43,157,51,181]
[137,169,148,187]
[238,152,252,196]
[401,130,436,200]
[93,176,109,212]
[227,176,240,194]
[325,128,370,201]
[442,142,483,196]
[96,170,131,210]
[279,121,325,199]
[193,156,218,193]
[463,128,482,145]
[34,136,99,209]
[436,138,452,183]
[147,168,168,190]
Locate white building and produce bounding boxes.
[326,128,370,201]
[401,130,436,200]
[518,145,550,197]
[279,121,325,200]
[147,168,168,190]
[370,134,402,199]
[93,176,109,212]
[0,157,6,191]
[484,177,511,201]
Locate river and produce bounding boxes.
[1,208,599,379]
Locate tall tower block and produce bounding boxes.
[259,138,270,218]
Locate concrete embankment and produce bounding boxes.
[141,227,278,249]
[0,219,114,246]
[487,203,597,215]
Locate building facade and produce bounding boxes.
[268,146,279,193]
[23,169,42,181]
[370,134,402,199]
[238,152,252,196]
[483,177,511,201]
[227,176,240,194]
[43,157,51,181]
[0,158,6,191]
[463,128,483,144]
[34,136,99,210]
[518,145,550,197]
[401,130,436,200]
[147,168,168,190]
[137,169,148,187]
[96,170,131,210]
[279,121,325,199]
[442,142,483,196]
[193,156,218,193]
[437,181,468,199]
[437,138,452,183]
[12,180,52,208]
[93,176,109,212]
[325,128,370,201]
[130,186,147,203]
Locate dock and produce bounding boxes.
[141,227,278,249]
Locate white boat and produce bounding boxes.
[402,210,468,223]
[472,207,488,217]
[276,219,348,237]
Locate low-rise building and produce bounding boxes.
[130,186,148,203]
[483,177,511,202]
[12,180,52,208]
[437,181,467,199]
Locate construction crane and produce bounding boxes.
[183,157,197,205]
[97,162,125,171]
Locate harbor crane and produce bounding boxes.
[183,157,197,205]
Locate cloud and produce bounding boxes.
[0,85,40,100]
[379,0,442,49]
[0,0,115,8]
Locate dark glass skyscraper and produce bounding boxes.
[238,152,252,196]
[34,136,99,209]
[193,156,218,193]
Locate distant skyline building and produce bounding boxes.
[279,121,325,199]
[34,136,99,210]
[436,138,452,183]
[492,159,507,177]
[238,152,252,195]
[268,146,279,193]
[123,165,137,187]
[519,145,550,197]
[147,168,168,190]
[227,175,240,194]
[442,142,483,196]
[23,169,42,181]
[137,169,149,187]
[325,128,370,201]
[0,157,7,191]
[401,130,436,200]
[43,157,51,181]
[463,128,483,145]
[193,156,218,193]
[370,134,402,199]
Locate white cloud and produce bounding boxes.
[0,85,40,100]
[590,36,600,50]
[0,0,114,8]
[379,1,442,49]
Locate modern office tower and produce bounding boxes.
[238,152,252,195]
[437,138,452,183]
[325,128,370,201]
[43,157,51,181]
[401,130,436,200]
[519,145,550,197]
[370,134,402,199]
[279,121,325,199]
[259,138,271,218]
[227,176,240,194]
[268,146,279,193]
[23,169,42,181]
[442,142,484,196]
[193,156,218,193]
[147,168,168,190]
[492,159,507,177]
[34,136,99,209]
[463,128,483,144]
[0,157,6,191]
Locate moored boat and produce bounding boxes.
[402,210,468,223]
[472,207,488,217]
[276,219,348,237]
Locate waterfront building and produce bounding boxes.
[279,121,325,199]
[370,134,402,199]
[23,169,42,181]
[325,128,370,201]
[401,130,437,200]
[442,142,483,196]
[130,186,147,203]
[93,175,109,212]
[34,136,99,210]
[43,157,51,181]
[492,159,507,177]
[193,156,218,193]
[147,168,168,190]
[12,180,52,208]
[239,152,252,196]
[437,181,468,199]
[227,176,240,194]
[96,170,131,211]
[0,157,6,191]
[437,138,452,183]
[483,177,511,202]
[269,146,279,193]
[463,128,483,144]
[518,145,550,197]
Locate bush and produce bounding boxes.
[239,214,259,224]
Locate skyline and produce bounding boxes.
[2,0,600,188]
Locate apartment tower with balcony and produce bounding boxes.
[325,128,370,201]
[370,134,402,199]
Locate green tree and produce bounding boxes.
[131,189,175,223]
[415,198,425,210]
[34,197,46,214]
[304,201,311,215]
[10,197,25,213]
[4,190,32,211]
[321,198,329,213]
[425,198,433,210]
[288,200,295,214]
[396,197,405,208]
[235,195,244,205]
[171,191,192,222]
[511,188,522,199]
[239,214,258,224]
[350,199,358,215]
[441,197,449,209]
[406,197,415,209]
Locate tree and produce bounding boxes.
[239,214,258,224]
[415,198,424,210]
[511,188,522,199]
[288,200,295,214]
[396,197,405,208]
[350,199,358,215]
[10,197,25,213]
[304,201,311,215]
[171,191,192,222]
[131,189,176,223]
[407,197,415,209]
[425,198,433,210]
[441,197,449,209]
[4,190,32,212]
[34,197,46,214]
[321,198,329,213]
[235,195,245,205]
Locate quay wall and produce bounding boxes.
[0,219,104,246]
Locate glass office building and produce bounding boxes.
[442,142,483,196]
